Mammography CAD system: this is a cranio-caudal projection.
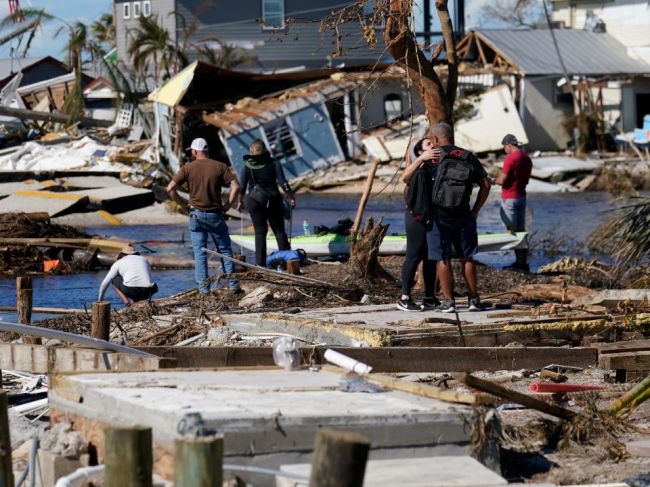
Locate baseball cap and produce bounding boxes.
[186,137,209,151]
[120,245,137,255]
[501,134,520,146]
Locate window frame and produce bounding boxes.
[142,0,151,17]
[133,1,141,18]
[383,93,403,121]
[122,2,131,20]
[261,0,285,30]
[260,116,301,161]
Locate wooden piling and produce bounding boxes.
[0,391,14,487]
[309,429,369,487]
[17,276,40,345]
[91,301,111,342]
[351,157,380,236]
[286,259,301,275]
[104,426,152,487]
[233,254,246,273]
[174,435,224,487]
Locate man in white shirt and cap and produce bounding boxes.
[98,246,158,305]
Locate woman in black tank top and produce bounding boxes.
[237,139,296,267]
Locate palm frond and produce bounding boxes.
[0,8,53,31]
[590,197,650,268]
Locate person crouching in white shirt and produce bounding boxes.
[98,246,158,305]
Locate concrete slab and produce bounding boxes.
[58,175,123,189]
[50,369,475,471]
[69,185,154,213]
[573,289,650,309]
[0,180,48,197]
[0,190,88,216]
[531,156,600,181]
[222,304,600,347]
[277,455,507,487]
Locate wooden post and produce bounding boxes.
[104,426,152,487]
[0,391,14,487]
[17,276,40,345]
[174,435,224,487]
[351,157,380,236]
[233,254,246,273]
[286,259,301,275]
[309,429,369,487]
[91,301,111,342]
[457,373,576,420]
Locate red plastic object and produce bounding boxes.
[529,382,608,393]
[43,259,61,273]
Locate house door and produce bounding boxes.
[636,93,650,128]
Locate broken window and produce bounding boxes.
[555,83,573,106]
[262,0,285,29]
[122,3,130,19]
[264,119,298,159]
[384,94,403,121]
[142,0,151,17]
[133,2,141,18]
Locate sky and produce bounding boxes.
[0,0,112,58]
[0,0,490,60]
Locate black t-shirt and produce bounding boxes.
[434,145,487,217]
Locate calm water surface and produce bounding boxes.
[0,191,620,321]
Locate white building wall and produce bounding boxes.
[552,0,650,64]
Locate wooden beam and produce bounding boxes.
[0,105,112,127]
[475,37,488,66]
[595,340,650,355]
[599,351,650,371]
[458,373,576,420]
[137,346,597,372]
[0,306,84,314]
[367,373,495,405]
[0,343,173,374]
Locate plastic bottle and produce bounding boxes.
[302,220,311,236]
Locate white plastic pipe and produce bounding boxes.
[54,465,104,487]
[324,349,372,375]
[12,398,48,415]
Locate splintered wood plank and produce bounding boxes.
[138,346,597,373]
[366,373,495,405]
[595,340,650,355]
[458,373,576,420]
[599,351,650,371]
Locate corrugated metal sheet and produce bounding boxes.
[477,29,650,76]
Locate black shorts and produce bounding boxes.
[426,211,478,261]
[112,275,158,302]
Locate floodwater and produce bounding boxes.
[0,191,622,322]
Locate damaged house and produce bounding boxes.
[148,61,425,176]
[457,29,650,151]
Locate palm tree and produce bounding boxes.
[91,13,115,55]
[58,21,91,123]
[0,8,54,56]
[128,15,185,83]
[194,40,257,69]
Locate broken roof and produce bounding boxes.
[0,56,71,87]
[203,76,357,135]
[466,29,650,76]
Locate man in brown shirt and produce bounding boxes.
[166,138,241,293]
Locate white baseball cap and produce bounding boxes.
[186,137,209,151]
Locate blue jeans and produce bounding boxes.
[188,209,239,293]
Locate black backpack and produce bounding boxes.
[431,149,474,210]
[406,164,433,224]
